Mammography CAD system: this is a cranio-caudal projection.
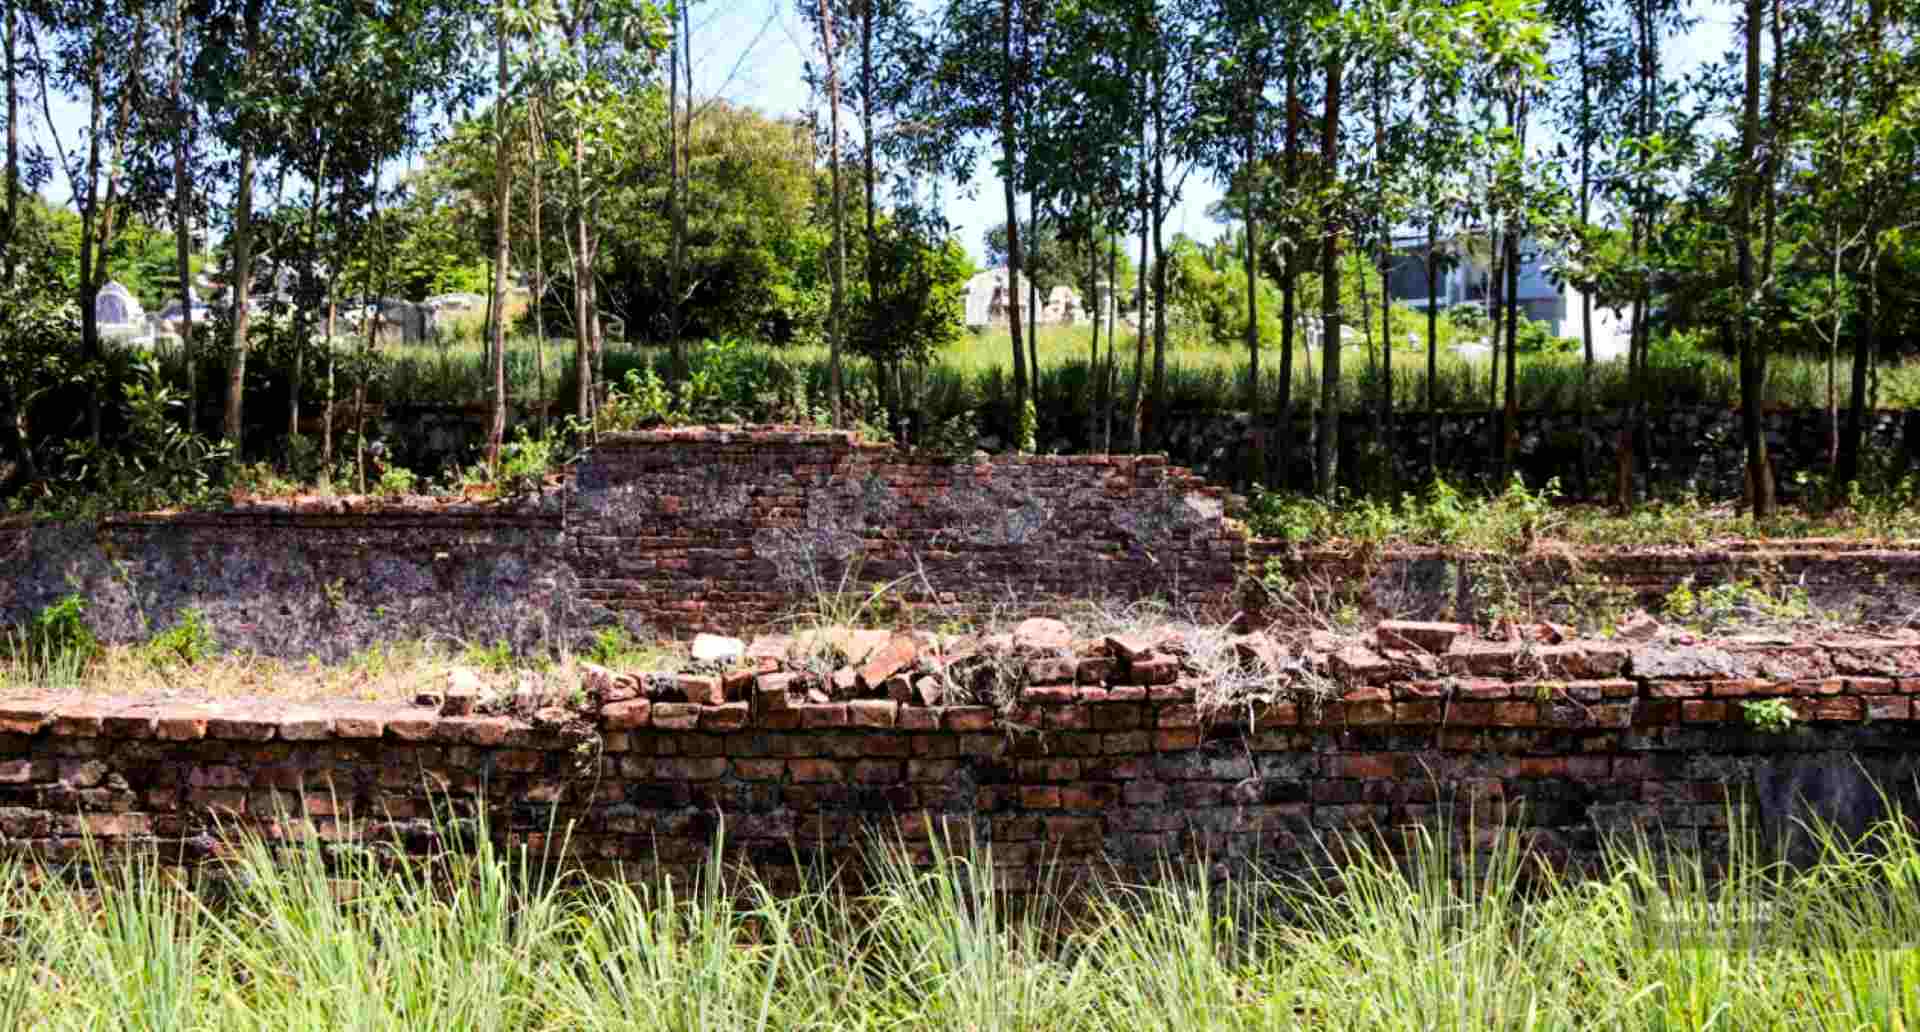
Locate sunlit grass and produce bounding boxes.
[5,806,1920,1027]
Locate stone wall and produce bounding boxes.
[0,498,582,662]
[6,634,1920,883]
[569,428,1245,633]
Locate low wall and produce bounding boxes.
[0,498,582,662]
[570,428,1244,632]
[5,635,1920,883]
[1252,540,1920,628]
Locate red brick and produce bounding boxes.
[1021,686,1076,705]
[652,703,701,730]
[1811,697,1864,722]
[154,716,209,741]
[1647,681,1706,699]
[1345,701,1395,725]
[898,706,940,730]
[1455,679,1510,700]
[1159,703,1201,728]
[944,706,996,732]
[206,716,276,741]
[677,675,725,707]
[797,704,849,729]
[330,716,383,739]
[0,705,50,735]
[1867,696,1912,721]
[1681,700,1729,723]
[1020,786,1061,808]
[1490,702,1539,727]
[1153,729,1201,751]
[1395,701,1443,723]
[788,759,845,783]
[1338,754,1399,779]
[1342,685,1391,704]
[657,757,728,781]
[602,699,653,730]
[1104,685,1148,702]
[1127,655,1179,686]
[700,703,751,731]
[1844,677,1898,695]
[848,700,898,728]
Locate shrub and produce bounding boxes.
[146,608,216,669]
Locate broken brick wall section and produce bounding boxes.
[570,428,1245,633]
[1252,541,1920,628]
[6,636,1920,885]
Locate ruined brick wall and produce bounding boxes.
[569,428,1245,633]
[1251,540,1920,627]
[0,498,582,661]
[6,637,1920,884]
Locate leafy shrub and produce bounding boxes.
[55,358,231,515]
[376,466,418,499]
[146,608,216,669]
[4,594,101,684]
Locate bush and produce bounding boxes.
[146,608,216,669]
[4,594,101,684]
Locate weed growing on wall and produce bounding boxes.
[145,608,216,670]
[2,594,102,687]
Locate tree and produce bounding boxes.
[486,0,510,468]
[1313,0,1343,497]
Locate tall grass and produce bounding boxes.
[363,326,1920,428]
[7,805,1920,1028]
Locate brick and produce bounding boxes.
[602,699,652,730]
[1026,657,1078,685]
[0,704,50,735]
[1126,655,1180,686]
[798,704,850,729]
[1338,754,1399,779]
[848,700,898,728]
[1647,681,1707,699]
[657,757,728,781]
[1681,700,1729,723]
[1866,696,1912,721]
[331,715,383,739]
[1021,686,1076,705]
[652,703,701,730]
[898,706,940,731]
[1489,702,1539,727]
[700,703,751,731]
[1376,620,1467,653]
[677,675,725,707]
[1811,697,1864,722]
[943,707,996,732]
[1153,729,1201,751]
[788,759,845,783]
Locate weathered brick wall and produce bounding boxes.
[570,428,1245,633]
[1252,540,1920,627]
[6,636,1920,884]
[0,498,582,661]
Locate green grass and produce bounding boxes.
[368,323,1920,424]
[8,806,1920,1027]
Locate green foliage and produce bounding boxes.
[145,609,217,670]
[1248,475,1561,553]
[1661,575,1812,632]
[51,359,231,516]
[461,639,515,673]
[1741,698,1798,735]
[375,466,418,499]
[3,594,101,686]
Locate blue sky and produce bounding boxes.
[31,0,1739,266]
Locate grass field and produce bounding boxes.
[369,322,1920,421]
[6,808,1920,1028]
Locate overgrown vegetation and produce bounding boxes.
[6,806,1920,1027]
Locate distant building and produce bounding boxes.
[1383,232,1632,360]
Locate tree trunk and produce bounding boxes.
[4,0,17,287]
[999,0,1027,442]
[1374,69,1390,487]
[1575,8,1594,497]
[1149,72,1168,451]
[529,97,547,429]
[1279,45,1298,491]
[1426,216,1438,482]
[1104,234,1117,452]
[1129,96,1149,455]
[1087,200,1101,453]
[79,13,104,445]
[487,1,511,470]
[1314,13,1342,498]
[861,0,881,437]
[1244,135,1261,488]
[222,0,263,449]
[291,155,327,444]
[667,3,686,377]
[167,0,191,431]
[1503,223,1519,482]
[818,0,847,429]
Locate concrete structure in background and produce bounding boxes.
[1384,233,1633,360]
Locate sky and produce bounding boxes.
[30,0,1741,268]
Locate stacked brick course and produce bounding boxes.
[5,631,1920,883]
[570,428,1245,632]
